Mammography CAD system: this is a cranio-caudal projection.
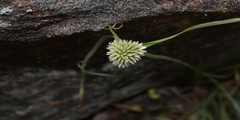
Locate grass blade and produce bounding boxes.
[77,35,113,106]
[145,52,201,73]
[82,35,113,66]
[143,18,240,47]
[210,79,240,119]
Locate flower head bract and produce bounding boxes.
[106,39,146,68]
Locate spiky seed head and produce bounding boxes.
[106,39,147,68]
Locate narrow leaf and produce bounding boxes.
[145,52,201,73]
[143,18,240,47]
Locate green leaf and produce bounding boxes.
[210,79,240,119]
[199,90,217,120]
[77,35,115,105]
[109,25,121,42]
[143,18,240,47]
[82,35,113,67]
[78,65,119,77]
[144,52,201,73]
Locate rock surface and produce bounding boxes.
[0,0,240,120]
[0,0,239,41]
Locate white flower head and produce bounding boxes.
[106,39,147,68]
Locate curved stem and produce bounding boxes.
[209,78,240,116]
[78,62,119,77]
[78,35,113,106]
[145,52,234,80]
[143,18,240,47]
[82,35,113,66]
[109,25,121,42]
[145,52,202,74]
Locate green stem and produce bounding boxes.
[202,73,231,79]
[143,31,184,47]
[82,35,113,66]
[143,18,240,47]
[113,67,119,77]
[109,25,121,42]
[145,52,202,74]
[199,90,218,120]
[79,70,85,103]
[209,78,240,116]
[145,52,233,80]
[78,35,112,105]
[79,65,119,77]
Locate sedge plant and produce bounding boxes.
[170,65,240,120]
[77,18,240,107]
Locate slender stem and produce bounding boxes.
[199,90,218,120]
[145,52,202,74]
[143,31,184,47]
[234,68,240,86]
[143,18,240,47]
[109,25,121,42]
[79,70,85,104]
[202,73,231,79]
[82,35,113,66]
[145,52,233,79]
[113,67,119,77]
[209,78,240,115]
[78,35,113,106]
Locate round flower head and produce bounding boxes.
[106,39,147,68]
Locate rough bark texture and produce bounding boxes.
[0,0,240,120]
[0,0,239,41]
